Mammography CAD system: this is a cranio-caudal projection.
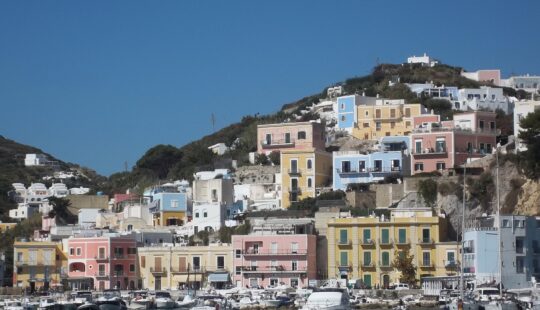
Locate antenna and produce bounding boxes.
[211,113,216,132]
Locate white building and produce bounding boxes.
[407,53,439,67]
[501,74,540,94]
[455,86,512,113]
[326,86,343,98]
[49,183,69,197]
[69,187,90,195]
[24,154,49,166]
[460,69,501,86]
[514,100,540,152]
[9,205,39,220]
[208,143,229,156]
[77,209,101,229]
[192,203,226,234]
[234,183,281,211]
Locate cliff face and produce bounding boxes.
[513,179,540,215]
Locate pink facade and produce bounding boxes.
[477,70,501,86]
[411,112,497,174]
[412,115,440,127]
[232,234,317,288]
[67,235,138,290]
[257,122,325,155]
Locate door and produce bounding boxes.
[363,274,372,288]
[154,257,162,272]
[285,133,291,144]
[155,276,161,290]
[383,275,390,289]
[290,160,298,173]
[179,257,186,272]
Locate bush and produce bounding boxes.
[438,181,460,197]
[254,153,270,165]
[268,151,280,166]
[418,179,438,208]
[467,173,494,210]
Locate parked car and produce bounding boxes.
[393,283,410,290]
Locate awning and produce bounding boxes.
[208,273,230,283]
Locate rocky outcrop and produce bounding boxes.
[513,179,540,215]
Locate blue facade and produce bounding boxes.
[463,229,499,282]
[337,96,356,131]
[332,151,403,190]
[151,192,188,212]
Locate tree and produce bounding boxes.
[48,196,77,224]
[422,98,453,120]
[392,248,416,285]
[418,179,438,208]
[135,144,183,179]
[518,109,540,179]
[268,151,280,166]
[254,153,269,165]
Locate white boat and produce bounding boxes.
[128,291,151,309]
[301,289,350,310]
[5,299,25,310]
[154,292,175,309]
[175,295,197,309]
[96,290,126,310]
[38,297,58,310]
[237,296,257,309]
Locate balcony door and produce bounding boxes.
[290,160,298,173]
[265,134,271,145]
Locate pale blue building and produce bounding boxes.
[332,150,404,190]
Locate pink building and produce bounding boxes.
[232,218,317,288]
[461,69,501,86]
[257,121,325,155]
[410,111,498,174]
[67,235,138,290]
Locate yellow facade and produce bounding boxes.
[153,211,186,227]
[0,222,17,233]
[13,241,68,290]
[138,243,233,290]
[353,103,424,140]
[280,149,332,208]
[327,208,459,288]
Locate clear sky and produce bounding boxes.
[1,0,539,176]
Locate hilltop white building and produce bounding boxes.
[407,53,439,67]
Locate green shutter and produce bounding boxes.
[382,252,389,266]
[340,230,348,244]
[363,274,372,287]
[381,229,389,244]
[399,229,406,243]
[363,251,371,265]
[340,252,348,266]
[363,229,371,243]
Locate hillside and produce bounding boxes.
[106,62,516,194]
[0,135,107,221]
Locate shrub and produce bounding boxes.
[254,153,269,165]
[418,179,438,208]
[268,151,280,166]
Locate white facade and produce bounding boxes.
[501,74,540,94]
[326,86,343,98]
[514,100,540,152]
[122,203,153,226]
[233,183,281,211]
[24,154,49,166]
[407,53,439,67]
[455,87,512,113]
[208,143,229,156]
[70,187,90,195]
[9,205,38,220]
[77,209,100,228]
[193,178,234,206]
[49,183,69,197]
[192,203,225,233]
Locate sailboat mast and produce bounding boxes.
[460,156,467,301]
[496,148,503,298]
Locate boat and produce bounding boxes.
[77,302,100,310]
[237,296,257,309]
[175,295,197,309]
[38,297,59,310]
[153,292,175,309]
[96,290,126,310]
[5,299,25,310]
[301,289,350,310]
[128,291,151,309]
[71,292,93,306]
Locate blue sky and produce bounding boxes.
[1,0,539,176]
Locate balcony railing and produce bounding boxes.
[412,148,447,157]
[396,238,410,245]
[361,239,375,246]
[15,260,56,266]
[379,261,392,268]
[260,139,295,148]
[241,266,307,274]
[444,260,458,269]
[112,255,125,259]
[171,267,205,274]
[95,272,108,278]
[95,256,108,261]
[336,263,351,271]
[338,239,352,246]
[379,238,393,246]
[150,267,166,274]
[420,261,435,268]
[419,238,435,245]
[413,126,500,135]
[287,187,302,194]
[243,249,308,255]
[361,261,376,268]
[287,169,302,176]
[336,168,401,175]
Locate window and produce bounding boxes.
[414,163,424,171]
[375,121,381,131]
[363,251,371,266]
[341,161,351,173]
[487,144,492,154]
[422,252,431,266]
[195,212,199,218]
[171,200,179,208]
[435,139,446,152]
[292,260,298,271]
[340,103,345,110]
[405,108,411,117]
[98,264,106,276]
[381,229,389,244]
[339,229,348,244]
[422,228,430,243]
[363,274,372,288]
[365,111,369,117]
[516,238,525,254]
[490,121,495,129]
[211,189,218,202]
[270,278,278,286]
[235,267,241,275]
[363,229,371,243]
[381,252,390,266]
[391,121,395,129]
[373,160,382,172]
[193,257,201,270]
[359,160,366,172]
[415,140,422,154]
[341,115,346,122]
[290,278,299,288]
[114,247,124,258]
[307,159,312,170]
[390,109,396,118]
[128,248,136,255]
[297,131,306,140]
[479,120,485,129]
[363,123,369,128]
[516,257,525,273]
[307,178,313,188]
[291,242,299,254]
[290,159,298,173]
[271,242,278,254]
[467,142,473,153]
[391,159,400,171]
[203,211,208,218]
[405,121,411,127]
[436,162,446,170]
[375,109,381,118]
[447,251,455,264]
[340,252,348,266]
[69,248,74,255]
[285,133,291,144]
[217,256,225,269]
[130,264,135,272]
[141,256,145,268]
[17,252,23,262]
[235,249,241,258]
[76,248,82,256]
[265,134,272,145]
[98,247,106,259]
[398,229,407,244]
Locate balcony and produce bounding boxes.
[260,139,295,149]
[420,261,435,268]
[361,239,375,246]
[412,148,447,157]
[243,249,308,256]
[533,247,540,255]
[287,169,302,176]
[150,267,166,274]
[361,261,376,268]
[95,272,108,278]
[241,266,307,274]
[396,238,410,246]
[94,256,109,261]
[379,238,393,246]
[337,263,352,272]
[336,168,367,176]
[171,267,205,274]
[419,238,435,246]
[379,261,392,269]
[287,187,302,195]
[412,126,500,136]
[15,260,55,267]
[444,260,458,269]
[337,239,352,246]
[112,255,125,260]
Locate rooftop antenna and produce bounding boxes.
[211,113,216,132]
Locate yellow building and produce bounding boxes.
[13,241,68,291]
[353,102,428,140]
[138,243,233,290]
[153,211,186,227]
[0,222,17,233]
[280,149,332,208]
[327,208,459,288]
